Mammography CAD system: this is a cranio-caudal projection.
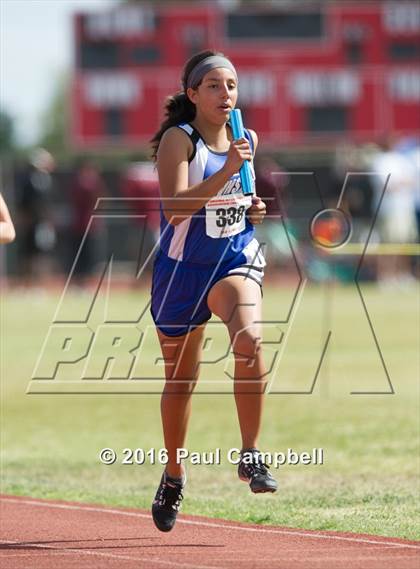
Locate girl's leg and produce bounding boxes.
[207,276,266,450]
[156,325,206,479]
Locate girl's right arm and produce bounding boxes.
[157,127,252,226]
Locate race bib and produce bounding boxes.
[205,174,253,238]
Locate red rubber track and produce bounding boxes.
[1,495,419,569]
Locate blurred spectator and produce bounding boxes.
[0,193,16,244]
[328,142,377,281]
[413,147,420,244]
[370,136,417,287]
[394,137,420,243]
[332,142,375,239]
[68,158,106,285]
[17,148,55,285]
[120,162,160,274]
[253,155,292,268]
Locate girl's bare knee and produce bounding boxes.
[231,329,262,360]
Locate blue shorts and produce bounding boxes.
[151,240,265,337]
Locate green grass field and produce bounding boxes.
[1,283,419,540]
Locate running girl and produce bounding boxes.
[150,50,277,532]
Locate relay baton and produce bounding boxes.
[230,109,254,196]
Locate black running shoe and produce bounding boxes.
[152,472,184,532]
[238,448,278,493]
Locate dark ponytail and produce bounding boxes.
[150,92,195,161]
[150,49,228,161]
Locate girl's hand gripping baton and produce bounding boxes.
[229,109,254,196]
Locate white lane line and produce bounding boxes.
[0,539,224,569]
[2,497,420,551]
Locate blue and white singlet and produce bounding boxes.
[151,122,266,336]
[159,122,258,264]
